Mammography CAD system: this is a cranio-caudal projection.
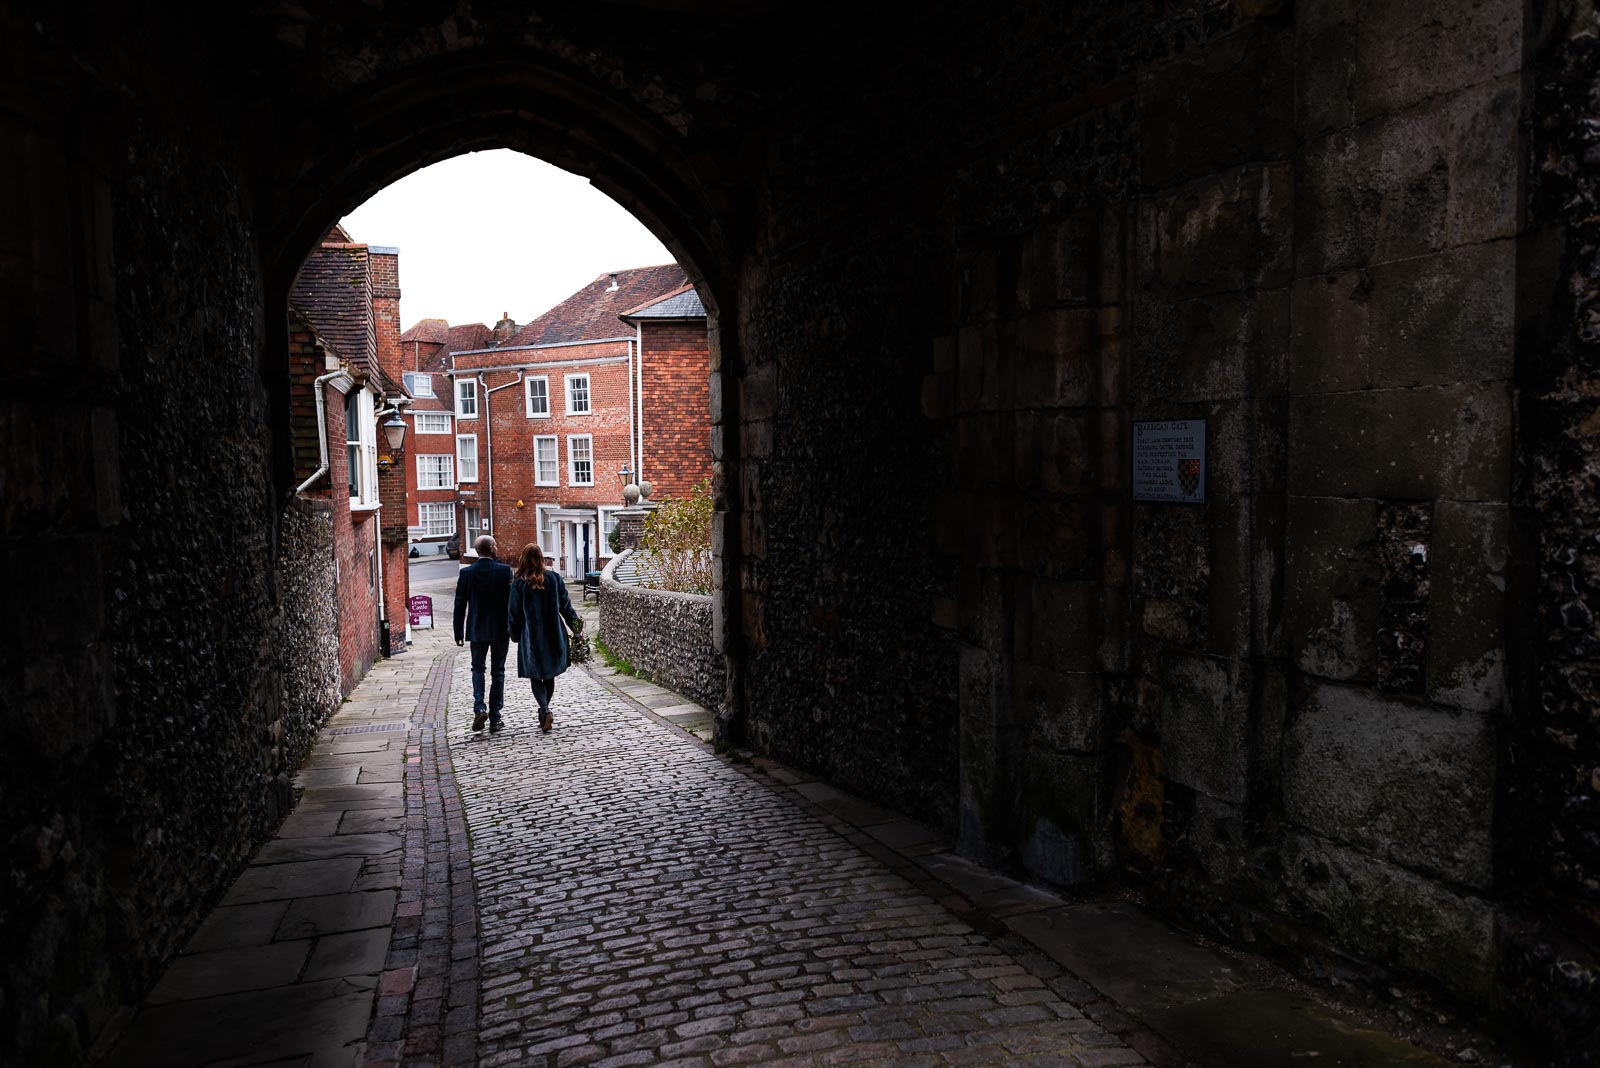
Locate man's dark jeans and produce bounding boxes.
[470,637,510,720]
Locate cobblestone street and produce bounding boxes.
[450,662,1136,1068]
[104,566,1502,1068]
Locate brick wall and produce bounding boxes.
[287,321,326,485]
[453,342,634,565]
[639,320,711,500]
[378,454,410,651]
[371,250,402,383]
[324,388,381,694]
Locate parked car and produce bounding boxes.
[445,534,460,559]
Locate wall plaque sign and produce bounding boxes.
[1133,419,1206,503]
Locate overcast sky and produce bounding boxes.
[340,150,675,330]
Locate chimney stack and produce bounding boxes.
[491,311,517,347]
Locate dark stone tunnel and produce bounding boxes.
[2,0,1598,1062]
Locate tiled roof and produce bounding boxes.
[400,319,492,375]
[404,390,452,413]
[504,264,688,348]
[290,244,375,373]
[325,223,353,243]
[400,318,450,344]
[619,284,706,321]
[448,323,492,352]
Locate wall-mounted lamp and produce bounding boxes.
[382,415,407,451]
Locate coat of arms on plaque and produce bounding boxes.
[1178,458,1202,497]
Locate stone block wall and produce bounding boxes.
[732,0,1561,1026]
[600,553,725,710]
[1503,2,1600,1046]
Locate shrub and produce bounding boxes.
[640,478,714,594]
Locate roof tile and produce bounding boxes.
[505,264,688,348]
[290,244,376,373]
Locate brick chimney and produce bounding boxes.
[369,246,403,382]
[491,311,517,347]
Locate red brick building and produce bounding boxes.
[400,265,711,578]
[287,226,413,690]
[622,284,714,502]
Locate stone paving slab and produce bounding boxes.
[278,889,399,939]
[255,832,402,863]
[110,977,375,1068]
[222,857,366,906]
[148,940,312,1004]
[108,626,438,1068]
[186,901,291,953]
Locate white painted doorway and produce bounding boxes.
[561,519,599,579]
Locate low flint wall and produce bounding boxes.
[599,551,724,710]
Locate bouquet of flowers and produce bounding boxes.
[568,618,592,664]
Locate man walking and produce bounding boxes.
[453,535,513,732]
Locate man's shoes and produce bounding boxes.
[472,710,487,732]
[489,717,505,733]
[539,711,553,734]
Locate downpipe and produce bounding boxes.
[295,368,354,494]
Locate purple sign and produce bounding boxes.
[408,595,434,628]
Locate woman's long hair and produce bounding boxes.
[515,542,547,589]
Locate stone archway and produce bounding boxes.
[261,51,751,735]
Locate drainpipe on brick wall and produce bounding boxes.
[371,401,405,633]
[296,368,355,494]
[635,321,645,483]
[625,333,636,478]
[483,372,524,540]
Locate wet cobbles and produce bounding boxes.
[449,664,1142,1068]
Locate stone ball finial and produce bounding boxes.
[638,479,653,500]
[623,484,641,505]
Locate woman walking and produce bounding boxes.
[507,543,583,733]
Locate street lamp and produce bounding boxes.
[383,415,407,451]
[616,464,640,505]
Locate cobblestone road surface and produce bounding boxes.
[450,663,1141,1067]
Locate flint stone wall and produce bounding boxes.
[600,552,724,710]
[276,496,341,770]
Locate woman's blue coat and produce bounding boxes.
[508,572,580,680]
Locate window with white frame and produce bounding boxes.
[414,411,451,435]
[456,434,478,482]
[455,377,478,418]
[536,504,559,556]
[534,435,559,487]
[565,373,591,415]
[525,376,550,418]
[419,502,455,537]
[404,372,435,398]
[597,505,621,555]
[344,387,379,507]
[417,454,455,490]
[568,434,594,486]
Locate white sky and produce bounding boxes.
[340,150,675,330]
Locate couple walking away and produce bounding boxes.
[453,534,583,734]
